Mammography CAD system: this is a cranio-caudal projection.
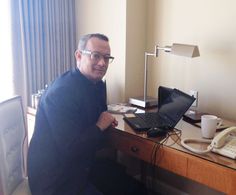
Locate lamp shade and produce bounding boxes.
[170,43,200,58]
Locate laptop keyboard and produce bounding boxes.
[136,113,170,128]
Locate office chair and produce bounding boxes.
[0,96,31,195]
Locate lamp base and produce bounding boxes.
[129,96,158,108]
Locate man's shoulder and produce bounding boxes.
[54,69,83,85]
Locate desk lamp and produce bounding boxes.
[129,43,200,108]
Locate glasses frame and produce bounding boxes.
[80,50,114,64]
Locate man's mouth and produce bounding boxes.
[94,69,105,73]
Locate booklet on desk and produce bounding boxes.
[193,122,229,131]
[183,111,208,123]
[108,104,137,114]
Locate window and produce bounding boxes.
[0,0,13,101]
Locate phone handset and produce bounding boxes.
[181,126,236,155]
[210,126,236,148]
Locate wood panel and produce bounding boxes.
[106,129,154,162]
[157,147,188,177]
[106,129,188,177]
[187,156,236,194]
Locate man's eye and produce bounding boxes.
[92,53,101,59]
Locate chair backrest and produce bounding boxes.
[0,96,27,195]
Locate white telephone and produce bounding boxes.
[181,126,236,159]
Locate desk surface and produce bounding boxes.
[106,113,236,194]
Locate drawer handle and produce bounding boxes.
[130,146,139,153]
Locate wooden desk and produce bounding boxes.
[105,114,236,195]
[27,107,236,194]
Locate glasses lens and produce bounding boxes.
[91,52,101,61]
[85,51,114,64]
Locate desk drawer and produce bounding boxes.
[106,130,156,163]
[106,129,188,177]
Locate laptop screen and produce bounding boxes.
[158,88,195,126]
[158,86,173,109]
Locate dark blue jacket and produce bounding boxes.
[27,68,107,195]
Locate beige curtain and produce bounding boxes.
[0,1,14,101]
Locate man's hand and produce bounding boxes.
[96,111,118,131]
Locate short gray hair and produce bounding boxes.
[78,33,109,51]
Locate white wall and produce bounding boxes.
[75,0,126,104]
[75,0,236,121]
[147,0,236,121]
[75,0,147,104]
[125,0,147,100]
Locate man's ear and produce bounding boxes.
[75,50,81,61]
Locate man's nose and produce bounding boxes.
[97,57,106,66]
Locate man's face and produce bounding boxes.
[75,37,111,82]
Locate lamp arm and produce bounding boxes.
[156,45,172,54]
[144,52,155,101]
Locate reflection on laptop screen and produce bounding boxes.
[158,86,173,109]
[158,89,195,125]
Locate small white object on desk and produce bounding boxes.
[108,104,137,114]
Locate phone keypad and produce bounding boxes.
[212,139,236,159]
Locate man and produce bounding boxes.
[28,33,146,195]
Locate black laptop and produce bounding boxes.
[123,87,195,131]
[157,86,173,109]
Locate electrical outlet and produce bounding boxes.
[189,90,198,107]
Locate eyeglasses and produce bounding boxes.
[81,50,114,64]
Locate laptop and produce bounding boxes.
[157,86,173,109]
[124,87,195,131]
